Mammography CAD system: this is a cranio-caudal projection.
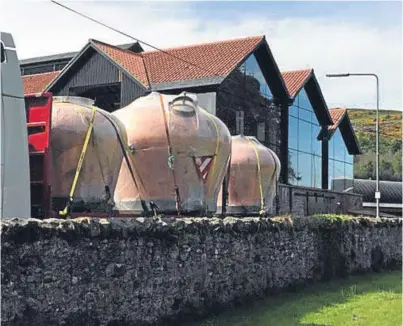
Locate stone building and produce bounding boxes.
[20,35,361,191]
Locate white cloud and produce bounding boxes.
[1,0,401,110]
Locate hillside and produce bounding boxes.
[347,108,402,181]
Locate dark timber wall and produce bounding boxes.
[120,74,147,107]
[51,51,121,96]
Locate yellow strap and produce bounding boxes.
[59,106,97,216]
[246,137,265,216]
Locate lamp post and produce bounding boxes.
[326,73,380,218]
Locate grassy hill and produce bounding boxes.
[347,109,402,181]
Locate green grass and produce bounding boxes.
[193,271,402,326]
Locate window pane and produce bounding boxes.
[290,105,298,119]
[298,152,312,187]
[334,160,345,181]
[333,129,346,162]
[299,109,311,123]
[346,153,354,165]
[329,134,335,160]
[345,163,353,180]
[299,120,312,153]
[312,155,322,188]
[312,124,321,157]
[329,159,335,189]
[288,149,299,185]
[244,54,273,99]
[289,116,298,150]
[294,93,300,108]
[298,88,312,112]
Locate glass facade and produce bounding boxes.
[216,53,278,148]
[328,128,354,189]
[239,54,272,99]
[288,88,322,188]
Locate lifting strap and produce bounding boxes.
[246,137,265,217]
[268,148,279,211]
[160,94,181,216]
[199,110,220,215]
[59,106,97,217]
[96,110,151,216]
[92,129,114,211]
[201,110,220,181]
[120,141,150,215]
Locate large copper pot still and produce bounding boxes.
[51,97,127,214]
[113,92,231,215]
[218,135,281,216]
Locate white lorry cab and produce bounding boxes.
[0,32,31,219]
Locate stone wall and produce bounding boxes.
[276,184,363,216]
[1,216,401,326]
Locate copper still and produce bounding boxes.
[50,97,127,214]
[113,92,231,215]
[218,135,281,216]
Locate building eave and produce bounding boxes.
[305,71,333,125]
[45,40,148,93]
[255,37,290,102]
[89,39,149,90]
[45,43,92,91]
[152,77,224,91]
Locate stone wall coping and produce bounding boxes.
[279,183,364,198]
[1,216,401,244]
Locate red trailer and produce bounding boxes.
[25,92,53,218]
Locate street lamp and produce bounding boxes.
[326,73,380,218]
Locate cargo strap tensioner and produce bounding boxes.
[246,137,265,217]
[59,106,97,217]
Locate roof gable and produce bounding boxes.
[23,71,60,94]
[281,69,312,99]
[46,36,271,93]
[91,39,149,87]
[37,36,289,101]
[143,36,264,87]
[282,68,332,126]
[328,108,347,132]
[45,41,148,92]
[318,107,361,155]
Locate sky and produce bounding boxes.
[1,0,402,110]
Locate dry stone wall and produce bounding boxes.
[1,216,401,326]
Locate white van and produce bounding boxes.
[0,32,31,218]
